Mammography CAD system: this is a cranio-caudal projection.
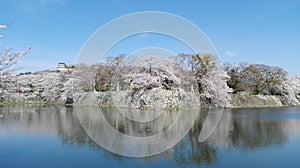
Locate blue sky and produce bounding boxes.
[1,0,300,74]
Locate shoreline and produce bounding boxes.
[1,101,299,109]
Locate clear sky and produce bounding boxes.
[1,0,300,74]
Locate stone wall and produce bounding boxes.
[230,94,299,108]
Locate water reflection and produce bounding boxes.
[75,106,199,157]
[0,105,93,147]
[1,105,300,166]
[209,108,300,150]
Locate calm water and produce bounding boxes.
[1,105,300,168]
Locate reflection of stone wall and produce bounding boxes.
[209,108,300,149]
[0,105,91,146]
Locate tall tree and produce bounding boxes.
[223,62,247,93]
[71,64,97,92]
[123,56,180,91]
[242,64,287,95]
[191,54,218,94]
[224,63,287,95]
[176,53,231,107]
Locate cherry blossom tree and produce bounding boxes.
[0,24,31,77]
[123,56,181,91]
[71,64,97,92]
[177,53,231,107]
[281,76,300,106]
[0,24,31,96]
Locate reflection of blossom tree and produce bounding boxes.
[173,108,217,166]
